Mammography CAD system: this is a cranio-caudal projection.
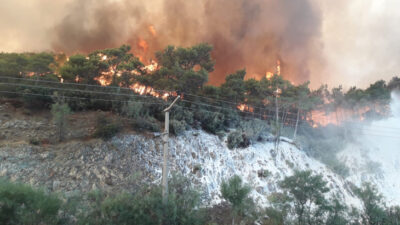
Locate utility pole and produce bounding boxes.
[274,88,281,151]
[161,95,180,203]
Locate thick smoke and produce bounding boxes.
[2,0,399,87]
[339,92,400,204]
[50,0,323,85]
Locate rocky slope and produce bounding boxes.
[0,102,363,208]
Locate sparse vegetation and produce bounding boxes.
[0,179,62,225]
[93,116,122,140]
[170,119,186,136]
[221,175,255,225]
[131,117,160,132]
[51,100,71,142]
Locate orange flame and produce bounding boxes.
[237,104,254,112]
[148,25,157,37]
[137,38,149,52]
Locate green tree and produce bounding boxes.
[279,170,330,225]
[0,179,62,225]
[292,82,320,140]
[220,69,247,104]
[80,174,204,225]
[388,76,400,91]
[221,175,254,225]
[386,206,400,225]
[0,53,28,77]
[90,45,143,86]
[325,197,349,225]
[140,43,214,94]
[354,183,387,225]
[345,86,368,114]
[365,80,391,113]
[60,54,108,84]
[51,99,71,142]
[25,52,56,76]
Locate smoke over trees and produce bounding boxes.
[48,0,323,85]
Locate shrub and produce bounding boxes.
[0,179,62,225]
[79,174,205,225]
[29,138,40,145]
[121,100,145,119]
[221,175,255,225]
[51,101,71,142]
[227,131,244,149]
[240,119,269,143]
[93,116,122,140]
[21,87,53,110]
[132,117,160,132]
[194,109,225,134]
[227,131,250,149]
[257,169,272,178]
[221,108,240,128]
[170,119,186,136]
[172,107,194,126]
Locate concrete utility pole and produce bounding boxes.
[161,95,180,203]
[274,88,281,151]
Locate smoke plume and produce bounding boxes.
[1,0,399,87]
[49,0,322,85]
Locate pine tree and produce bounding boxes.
[51,100,71,142]
[221,175,253,225]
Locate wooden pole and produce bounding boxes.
[161,95,180,203]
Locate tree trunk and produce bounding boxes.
[293,108,300,141]
[232,214,235,225]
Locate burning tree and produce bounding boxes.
[135,43,215,95]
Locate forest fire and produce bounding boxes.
[309,105,388,127]
[237,104,254,112]
[265,60,281,80]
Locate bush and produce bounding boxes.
[170,119,186,136]
[51,101,71,142]
[80,174,205,225]
[227,131,250,149]
[93,116,122,140]
[194,109,225,134]
[132,117,160,132]
[21,87,54,110]
[240,119,269,143]
[227,131,243,149]
[221,108,240,128]
[172,107,194,126]
[121,100,145,119]
[29,138,40,145]
[0,179,62,225]
[221,175,255,225]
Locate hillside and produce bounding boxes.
[0,101,363,208]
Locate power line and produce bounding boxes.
[1,80,399,133]
[0,76,286,112]
[0,90,165,105]
[0,81,279,117]
[2,76,390,123]
[2,88,400,139]
[2,83,398,133]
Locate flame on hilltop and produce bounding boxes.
[137,38,149,52]
[265,60,281,80]
[148,25,157,37]
[309,105,389,127]
[90,25,172,99]
[237,104,254,112]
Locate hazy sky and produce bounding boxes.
[0,0,399,89]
